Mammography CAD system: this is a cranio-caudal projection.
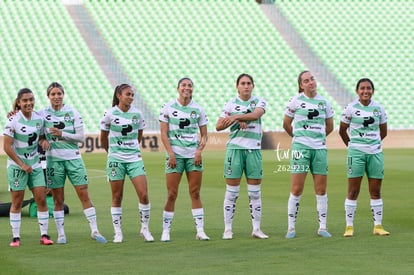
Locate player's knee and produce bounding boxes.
[225,185,240,202]
[247,184,261,200]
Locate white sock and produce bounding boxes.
[223,184,240,231]
[344,199,357,226]
[139,203,151,229]
[248,184,262,231]
[192,208,205,233]
[370,199,383,226]
[37,211,49,236]
[111,207,122,234]
[287,193,301,230]
[162,211,174,232]
[84,207,99,233]
[10,212,21,238]
[316,194,328,230]
[54,210,65,236]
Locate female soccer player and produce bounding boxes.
[283,70,334,238]
[216,73,268,240]
[3,88,53,247]
[159,77,209,242]
[339,78,389,237]
[100,84,154,243]
[40,82,106,244]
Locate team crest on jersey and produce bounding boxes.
[373,109,380,117]
[318,102,325,110]
[250,101,256,109]
[64,113,72,122]
[36,123,41,130]
[132,115,138,124]
[190,111,197,119]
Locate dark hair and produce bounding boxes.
[13,88,33,110]
[356,78,375,91]
[47,82,65,96]
[112,84,131,107]
[177,77,193,88]
[236,73,254,86]
[297,70,309,93]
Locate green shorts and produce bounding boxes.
[224,149,263,179]
[290,145,328,175]
[347,149,384,179]
[107,159,146,181]
[8,165,45,191]
[165,156,203,174]
[46,158,88,188]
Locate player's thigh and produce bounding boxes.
[347,149,366,178]
[224,149,244,179]
[107,159,127,181]
[66,159,88,186]
[8,165,29,191]
[310,149,328,175]
[290,147,311,174]
[245,149,263,179]
[366,152,384,179]
[127,160,147,179]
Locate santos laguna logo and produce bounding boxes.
[79,134,160,153]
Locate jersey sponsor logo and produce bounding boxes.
[53,121,65,129]
[363,117,375,127]
[179,118,190,129]
[121,125,133,135]
[307,109,319,119]
[28,132,38,146]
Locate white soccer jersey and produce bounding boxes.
[40,105,84,161]
[341,99,387,154]
[3,111,44,169]
[100,106,146,162]
[285,93,334,149]
[219,95,266,149]
[159,99,208,158]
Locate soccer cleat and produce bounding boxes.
[285,229,296,239]
[343,226,354,237]
[196,231,210,241]
[252,229,269,239]
[140,228,154,242]
[91,231,108,244]
[222,230,233,240]
[160,230,170,242]
[317,229,332,238]
[373,225,390,236]
[113,232,123,243]
[57,235,67,244]
[10,237,20,247]
[40,234,54,245]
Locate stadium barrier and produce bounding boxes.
[0,130,413,156]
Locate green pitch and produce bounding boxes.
[0,149,413,274]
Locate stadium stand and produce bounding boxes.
[0,0,412,133]
[275,0,414,129]
[0,0,112,133]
